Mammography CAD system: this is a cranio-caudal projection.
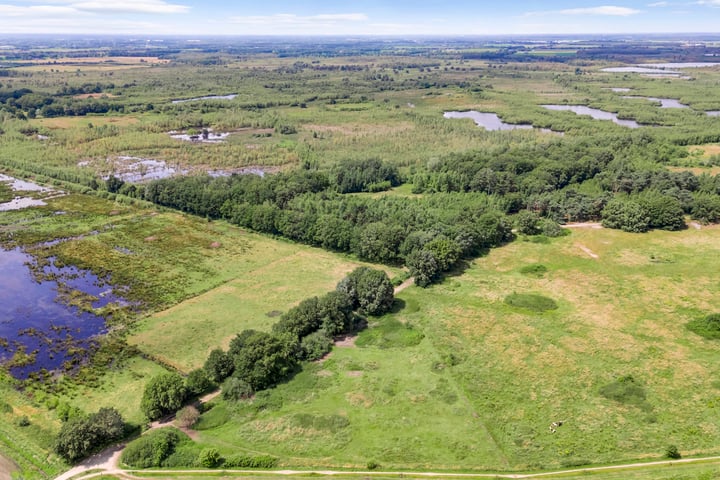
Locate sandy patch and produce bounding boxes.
[346,371,363,378]
[0,453,18,480]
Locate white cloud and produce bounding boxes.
[647,1,669,6]
[72,0,188,13]
[230,13,368,27]
[696,0,720,5]
[558,6,641,15]
[0,0,189,16]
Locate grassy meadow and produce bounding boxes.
[187,225,720,472]
[4,41,720,478]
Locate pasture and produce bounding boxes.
[191,225,720,471]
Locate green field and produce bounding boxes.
[3,37,720,479]
[185,225,720,471]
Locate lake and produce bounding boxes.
[541,105,640,128]
[443,111,557,133]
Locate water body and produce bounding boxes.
[0,247,126,378]
[102,157,188,183]
[642,62,720,69]
[602,66,681,75]
[609,87,632,92]
[172,94,237,104]
[541,105,640,128]
[707,111,720,117]
[169,131,230,143]
[621,96,688,109]
[0,174,55,211]
[443,111,547,132]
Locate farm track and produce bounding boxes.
[55,455,720,480]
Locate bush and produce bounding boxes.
[197,447,222,468]
[686,313,720,339]
[665,445,681,459]
[222,377,254,402]
[223,454,278,468]
[175,406,200,429]
[367,461,379,470]
[504,293,558,312]
[121,428,186,468]
[300,330,334,361]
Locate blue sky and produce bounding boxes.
[0,1,719,35]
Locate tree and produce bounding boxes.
[203,348,234,383]
[300,330,334,361]
[175,406,200,429]
[338,267,394,316]
[54,408,125,463]
[222,377,254,401]
[185,368,214,397]
[601,198,650,233]
[637,190,685,231]
[515,210,541,235]
[407,249,440,288]
[424,237,462,271]
[231,330,298,391]
[141,373,187,421]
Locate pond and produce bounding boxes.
[172,94,237,104]
[707,111,720,117]
[621,96,688,109]
[0,174,56,211]
[541,105,640,128]
[443,111,556,133]
[0,246,127,378]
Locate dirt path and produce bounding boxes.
[394,277,415,294]
[0,453,18,480]
[59,455,720,480]
[562,222,603,229]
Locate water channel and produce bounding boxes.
[541,105,640,128]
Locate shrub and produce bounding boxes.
[223,454,278,468]
[367,461,379,470]
[222,377,254,402]
[504,293,558,312]
[300,330,334,361]
[121,428,185,468]
[197,447,222,468]
[175,406,200,429]
[204,348,234,383]
[665,445,681,459]
[686,313,720,340]
[54,408,125,463]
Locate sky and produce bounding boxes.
[0,0,719,36]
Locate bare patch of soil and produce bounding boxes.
[346,370,363,378]
[334,334,357,348]
[210,241,222,248]
[144,235,158,242]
